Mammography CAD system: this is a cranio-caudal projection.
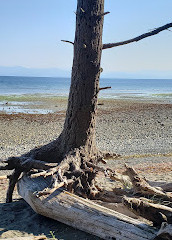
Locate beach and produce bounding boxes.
[0,98,172,239]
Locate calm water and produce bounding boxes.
[1,76,172,98]
[0,76,172,113]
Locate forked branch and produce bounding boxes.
[103,22,172,49]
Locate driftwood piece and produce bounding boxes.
[98,190,124,203]
[110,171,132,189]
[17,175,157,240]
[153,223,172,240]
[0,175,7,180]
[0,236,47,240]
[123,196,172,227]
[125,165,172,201]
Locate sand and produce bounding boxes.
[0,99,172,239]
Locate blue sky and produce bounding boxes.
[0,0,172,78]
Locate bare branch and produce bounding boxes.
[103,22,172,50]
[99,11,110,17]
[61,40,74,45]
[99,86,111,91]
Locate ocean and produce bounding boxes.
[0,76,172,114]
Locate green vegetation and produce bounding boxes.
[152,93,172,98]
[0,94,68,102]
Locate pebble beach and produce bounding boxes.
[0,98,172,239]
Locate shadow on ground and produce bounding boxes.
[0,199,100,239]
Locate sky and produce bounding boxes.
[0,0,172,78]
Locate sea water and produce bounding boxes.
[0,76,172,113]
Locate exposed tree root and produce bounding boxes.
[1,146,172,239]
[0,156,57,171]
[6,169,22,203]
[34,179,74,198]
[99,151,121,159]
[123,196,172,227]
[125,164,172,202]
[1,147,119,202]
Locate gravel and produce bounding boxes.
[0,99,172,181]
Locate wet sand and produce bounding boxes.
[0,99,172,239]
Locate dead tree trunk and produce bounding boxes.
[61,0,104,156]
[30,0,105,163]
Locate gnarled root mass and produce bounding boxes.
[1,148,172,239]
[0,147,119,203]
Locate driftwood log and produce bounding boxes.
[122,165,172,226]
[125,165,172,202]
[123,196,172,227]
[17,175,157,240]
[0,237,47,240]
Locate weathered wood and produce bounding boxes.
[123,196,172,227]
[153,223,172,240]
[0,175,7,179]
[0,236,47,240]
[110,171,132,188]
[17,175,157,240]
[125,165,172,201]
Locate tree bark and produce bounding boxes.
[24,0,106,164]
[123,196,172,227]
[59,0,105,157]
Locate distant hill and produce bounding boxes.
[0,66,172,79]
[102,70,172,79]
[0,66,70,77]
